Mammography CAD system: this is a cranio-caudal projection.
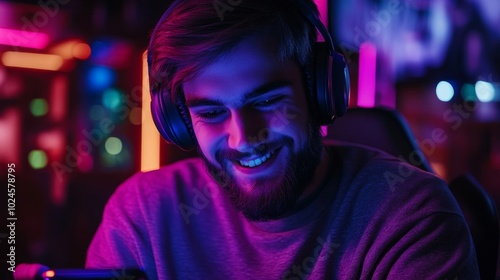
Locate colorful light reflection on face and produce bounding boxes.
[183,37,323,221]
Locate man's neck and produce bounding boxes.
[297,146,330,204]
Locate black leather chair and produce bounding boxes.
[327,106,499,280]
[327,107,433,172]
[449,174,499,280]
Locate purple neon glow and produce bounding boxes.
[357,42,377,108]
[0,28,49,49]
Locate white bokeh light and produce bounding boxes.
[475,81,495,102]
[436,81,454,102]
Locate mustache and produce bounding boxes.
[215,137,293,163]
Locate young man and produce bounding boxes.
[86,0,479,279]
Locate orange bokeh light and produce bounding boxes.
[1,51,63,71]
[72,42,91,60]
[141,51,160,171]
[43,270,56,278]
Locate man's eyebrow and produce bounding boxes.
[243,80,293,100]
[185,98,223,108]
[185,80,293,108]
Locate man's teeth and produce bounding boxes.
[239,152,273,168]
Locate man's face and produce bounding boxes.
[182,37,323,221]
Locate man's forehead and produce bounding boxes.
[184,80,294,108]
[182,38,300,104]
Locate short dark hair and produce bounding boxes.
[148,0,318,101]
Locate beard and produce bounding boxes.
[199,119,323,221]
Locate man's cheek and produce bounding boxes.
[269,105,303,132]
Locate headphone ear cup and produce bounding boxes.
[150,90,196,151]
[313,42,349,124]
[331,51,349,118]
[313,42,334,125]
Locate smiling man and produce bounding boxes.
[182,36,326,221]
[86,0,479,279]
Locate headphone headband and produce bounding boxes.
[290,0,335,53]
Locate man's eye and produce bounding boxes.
[198,110,225,120]
[255,96,285,107]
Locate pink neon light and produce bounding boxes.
[357,43,377,108]
[0,108,20,164]
[50,75,68,121]
[315,0,328,42]
[0,28,49,49]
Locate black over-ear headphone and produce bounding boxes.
[150,0,350,150]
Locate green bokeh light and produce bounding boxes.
[105,137,123,155]
[29,150,48,169]
[30,98,49,117]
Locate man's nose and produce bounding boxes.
[227,109,267,151]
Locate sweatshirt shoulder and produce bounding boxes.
[105,157,211,212]
[119,157,207,191]
[328,142,442,186]
[328,143,460,215]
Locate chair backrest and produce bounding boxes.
[327,106,499,279]
[327,107,433,172]
[449,174,499,280]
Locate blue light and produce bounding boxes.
[475,81,495,102]
[436,81,454,102]
[90,41,107,59]
[86,66,115,92]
